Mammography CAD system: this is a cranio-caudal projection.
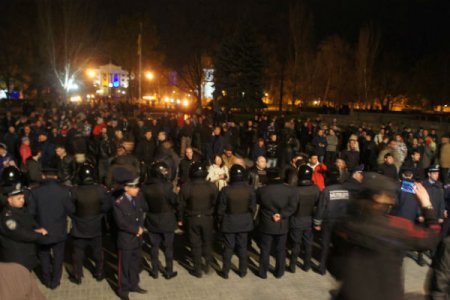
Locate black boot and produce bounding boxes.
[150,260,159,279]
[164,260,178,280]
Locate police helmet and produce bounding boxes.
[297,165,313,185]
[2,167,22,185]
[189,162,208,179]
[229,164,246,183]
[149,161,170,180]
[78,164,95,184]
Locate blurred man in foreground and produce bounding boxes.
[334,173,441,300]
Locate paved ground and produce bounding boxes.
[34,235,432,300]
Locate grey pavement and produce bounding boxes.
[35,244,431,300]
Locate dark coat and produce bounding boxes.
[113,192,148,250]
[134,138,155,166]
[57,154,76,183]
[142,178,178,233]
[70,184,111,238]
[423,180,445,219]
[391,182,420,222]
[378,163,399,181]
[0,206,43,270]
[178,179,218,219]
[256,183,297,235]
[341,150,360,171]
[290,184,320,228]
[25,158,42,185]
[335,206,440,300]
[217,182,256,233]
[28,180,75,244]
[314,184,350,225]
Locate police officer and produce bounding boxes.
[257,168,297,279]
[69,164,111,284]
[113,169,148,300]
[0,183,48,270]
[417,164,446,265]
[0,166,22,209]
[178,162,218,278]
[313,166,350,275]
[288,165,320,273]
[217,165,256,279]
[27,169,75,289]
[343,164,364,200]
[142,161,179,280]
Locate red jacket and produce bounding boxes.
[19,144,31,166]
[309,162,327,191]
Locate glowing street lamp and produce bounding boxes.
[86,69,97,78]
[145,71,154,81]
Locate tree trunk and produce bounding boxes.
[279,62,285,112]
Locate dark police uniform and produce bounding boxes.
[178,178,218,276]
[314,183,350,274]
[289,183,320,272]
[0,200,44,270]
[70,183,111,282]
[392,179,420,222]
[28,179,75,288]
[142,177,179,279]
[113,189,148,298]
[256,182,297,278]
[217,181,256,278]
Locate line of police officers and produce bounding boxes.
[0,161,351,300]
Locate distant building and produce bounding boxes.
[89,63,129,97]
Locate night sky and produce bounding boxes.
[93,0,450,68]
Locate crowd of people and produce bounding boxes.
[0,101,449,300]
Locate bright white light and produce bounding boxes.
[70,95,82,102]
[86,69,96,78]
[143,95,156,100]
[67,81,79,91]
[145,72,154,80]
[176,99,181,105]
[182,99,189,107]
[96,89,104,94]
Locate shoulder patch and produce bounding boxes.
[115,196,124,204]
[5,219,17,230]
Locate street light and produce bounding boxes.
[86,69,96,78]
[145,71,154,81]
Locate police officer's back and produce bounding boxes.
[314,166,350,275]
[27,169,74,288]
[256,167,297,278]
[289,165,320,272]
[217,165,256,278]
[142,161,179,279]
[28,171,75,245]
[178,162,218,277]
[70,164,111,283]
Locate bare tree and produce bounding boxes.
[355,24,381,106]
[178,52,207,108]
[37,0,98,99]
[316,35,354,106]
[288,0,315,108]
